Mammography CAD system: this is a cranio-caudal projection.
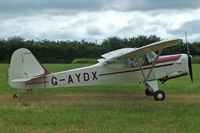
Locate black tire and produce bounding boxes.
[153,90,165,101]
[145,88,153,96]
[13,94,18,98]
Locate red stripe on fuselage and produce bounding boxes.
[157,54,181,63]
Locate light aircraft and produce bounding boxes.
[8,39,193,100]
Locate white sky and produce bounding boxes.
[0,0,200,43]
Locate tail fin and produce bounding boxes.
[9,48,51,88]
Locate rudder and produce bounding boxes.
[9,48,50,88]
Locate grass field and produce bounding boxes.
[0,64,200,133]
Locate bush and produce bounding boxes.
[192,56,200,64]
[72,58,98,64]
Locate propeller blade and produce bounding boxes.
[185,32,193,82]
[188,54,193,82]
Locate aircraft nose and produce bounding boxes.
[180,53,193,82]
[176,54,188,65]
[181,54,188,63]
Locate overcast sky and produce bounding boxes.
[0,0,200,43]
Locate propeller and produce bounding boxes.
[185,32,193,82]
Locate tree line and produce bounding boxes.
[0,35,200,63]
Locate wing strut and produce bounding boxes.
[135,57,146,80]
[145,49,162,81]
[135,49,163,83]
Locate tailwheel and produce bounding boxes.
[13,93,18,98]
[145,88,153,96]
[12,88,33,98]
[153,90,165,101]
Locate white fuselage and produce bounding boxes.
[25,54,189,89]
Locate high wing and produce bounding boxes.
[99,39,182,84]
[98,39,182,63]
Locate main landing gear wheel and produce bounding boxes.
[153,90,165,101]
[145,88,153,96]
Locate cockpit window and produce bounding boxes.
[106,52,155,69]
[142,55,149,65]
[129,54,149,68]
[106,59,126,69]
[129,58,138,67]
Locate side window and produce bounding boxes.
[128,54,149,68]
[147,51,157,62]
[142,55,149,65]
[137,54,149,66]
[106,53,152,69]
[129,58,138,68]
[106,59,127,69]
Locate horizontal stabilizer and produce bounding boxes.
[11,72,50,83]
[12,78,32,83]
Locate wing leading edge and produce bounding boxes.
[98,39,182,63]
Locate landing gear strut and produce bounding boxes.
[145,88,153,96]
